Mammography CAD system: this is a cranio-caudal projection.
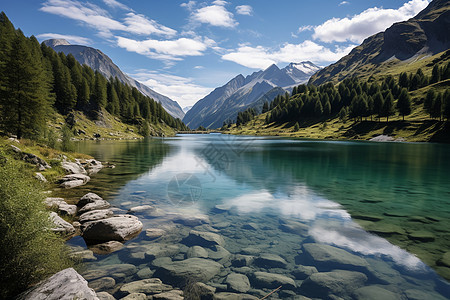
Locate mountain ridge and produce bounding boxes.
[309,0,450,85]
[43,39,185,120]
[183,62,320,129]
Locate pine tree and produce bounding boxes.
[314,99,323,117]
[431,65,441,84]
[1,32,52,139]
[91,71,107,110]
[398,72,409,89]
[381,92,395,122]
[396,88,411,121]
[323,99,331,116]
[431,93,443,120]
[294,122,299,131]
[262,101,269,113]
[373,92,384,121]
[424,89,436,118]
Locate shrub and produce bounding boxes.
[0,154,72,298]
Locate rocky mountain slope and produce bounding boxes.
[309,0,450,85]
[183,62,320,129]
[43,39,185,120]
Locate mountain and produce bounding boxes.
[309,0,450,85]
[43,39,185,120]
[183,62,320,129]
[183,106,193,113]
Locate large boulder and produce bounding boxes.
[17,268,98,300]
[62,160,87,175]
[302,243,369,271]
[49,212,75,236]
[22,152,51,171]
[154,258,222,287]
[79,209,113,223]
[301,270,368,299]
[81,215,143,243]
[182,230,225,248]
[78,193,103,207]
[225,273,250,293]
[84,159,103,175]
[59,174,90,189]
[251,272,296,290]
[78,200,111,214]
[119,278,173,295]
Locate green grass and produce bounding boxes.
[0,148,74,298]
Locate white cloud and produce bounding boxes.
[131,71,213,107]
[313,0,430,43]
[116,36,210,61]
[298,25,313,33]
[222,40,355,69]
[40,0,177,38]
[123,13,177,37]
[236,5,253,16]
[339,1,350,6]
[191,3,237,28]
[180,1,196,11]
[37,33,92,45]
[194,65,204,69]
[102,0,130,10]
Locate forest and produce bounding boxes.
[233,61,450,128]
[0,12,187,141]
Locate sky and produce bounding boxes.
[2,0,430,109]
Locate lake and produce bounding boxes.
[65,134,450,299]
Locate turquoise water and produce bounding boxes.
[67,134,450,299]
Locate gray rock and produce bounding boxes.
[78,193,104,207]
[242,222,259,230]
[120,278,172,295]
[45,197,77,216]
[154,258,223,287]
[121,293,147,300]
[240,247,260,255]
[145,228,166,240]
[144,243,180,260]
[173,214,210,226]
[136,267,154,279]
[45,197,66,208]
[207,245,231,264]
[303,243,369,271]
[353,286,401,300]
[17,268,98,300]
[34,172,47,182]
[151,257,173,268]
[89,241,124,255]
[279,219,308,235]
[70,249,97,261]
[213,292,259,300]
[153,290,184,300]
[182,230,225,248]
[232,255,254,267]
[22,152,51,170]
[187,246,209,258]
[49,212,75,236]
[225,273,250,293]
[88,277,115,292]
[128,205,155,214]
[184,282,215,299]
[254,253,288,268]
[84,159,103,175]
[96,291,115,300]
[78,200,111,214]
[81,215,143,242]
[82,264,137,281]
[251,272,296,290]
[59,174,90,189]
[79,209,114,223]
[292,265,318,280]
[301,270,368,298]
[10,144,22,153]
[62,160,87,175]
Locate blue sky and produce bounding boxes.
[3,0,430,108]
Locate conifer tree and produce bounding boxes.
[91,71,107,110]
[431,65,441,84]
[431,93,443,120]
[262,101,269,113]
[424,89,436,118]
[373,92,384,121]
[396,88,412,121]
[381,91,395,122]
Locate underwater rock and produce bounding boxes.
[251,272,296,290]
[254,253,288,268]
[81,215,142,243]
[182,230,225,248]
[225,273,251,293]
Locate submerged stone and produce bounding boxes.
[251,272,296,290]
[302,243,369,271]
[225,273,250,293]
[301,270,368,299]
[213,292,259,300]
[254,253,288,268]
[182,230,225,248]
[353,285,401,300]
[119,278,172,295]
[153,258,222,287]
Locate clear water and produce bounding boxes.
[65,134,450,299]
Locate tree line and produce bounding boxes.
[232,63,450,127]
[0,12,187,140]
